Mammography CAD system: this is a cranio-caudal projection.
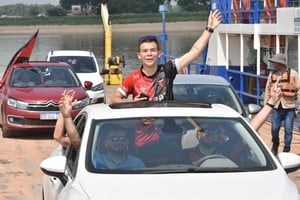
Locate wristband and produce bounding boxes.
[266,102,274,108]
[205,26,214,33]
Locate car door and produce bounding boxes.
[44,115,86,200]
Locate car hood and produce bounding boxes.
[9,87,86,102]
[76,73,103,85]
[78,170,298,200]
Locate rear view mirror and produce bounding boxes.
[84,80,93,89]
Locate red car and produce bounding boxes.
[0,30,90,137]
[0,62,90,137]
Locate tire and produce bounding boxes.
[2,126,14,138]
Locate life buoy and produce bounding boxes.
[270,69,297,97]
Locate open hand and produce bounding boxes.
[207,10,222,30]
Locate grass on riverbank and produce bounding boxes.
[0,11,209,26]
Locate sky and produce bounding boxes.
[0,0,59,6]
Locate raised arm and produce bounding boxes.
[53,113,70,148]
[59,90,81,149]
[178,10,222,70]
[250,81,281,131]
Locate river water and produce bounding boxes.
[0,31,201,77]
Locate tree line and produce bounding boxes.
[0,0,209,17]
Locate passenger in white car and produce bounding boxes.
[57,90,145,169]
[53,82,281,160]
[93,124,145,169]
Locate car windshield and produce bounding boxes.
[86,117,274,173]
[10,66,81,87]
[173,84,243,115]
[49,56,97,73]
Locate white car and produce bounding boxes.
[46,50,105,104]
[40,102,300,200]
[173,74,261,120]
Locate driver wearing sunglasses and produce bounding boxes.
[93,124,145,170]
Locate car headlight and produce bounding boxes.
[91,82,104,91]
[7,97,29,110]
[73,96,90,110]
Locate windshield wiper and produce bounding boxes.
[143,166,243,174]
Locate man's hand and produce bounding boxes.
[59,89,77,118]
[207,10,222,30]
[133,93,149,101]
[268,79,281,105]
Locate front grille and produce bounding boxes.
[27,101,59,111]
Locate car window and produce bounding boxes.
[10,67,40,87]
[87,117,273,173]
[10,66,81,88]
[66,114,87,177]
[49,56,97,73]
[173,84,243,115]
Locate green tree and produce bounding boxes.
[106,0,170,14]
[60,0,171,14]
[60,0,73,10]
[46,7,68,16]
[28,5,40,16]
[177,0,209,11]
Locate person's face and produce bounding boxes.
[105,130,129,154]
[141,118,155,125]
[199,132,218,148]
[199,124,227,148]
[273,62,286,72]
[137,42,161,67]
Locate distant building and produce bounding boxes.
[71,5,81,15]
[71,4,93,16]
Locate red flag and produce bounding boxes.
[0,30,39,86]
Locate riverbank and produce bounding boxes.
[0,21,206,35]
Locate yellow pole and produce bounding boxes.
[101,3,112,84]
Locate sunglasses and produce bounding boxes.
[106,136,129,143]
[141,118,155,124]
[138,35,158,43]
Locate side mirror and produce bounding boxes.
[248,103,261,115]
[40,156,68,186]
[277,152,300,173]
[84,81,93,89]
[228,76,235,82]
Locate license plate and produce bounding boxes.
[40,111,60,120]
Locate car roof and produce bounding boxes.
[79,102,241,120]
[14,61,71,67]
[48,50,95,57]
[174,74,230,86]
